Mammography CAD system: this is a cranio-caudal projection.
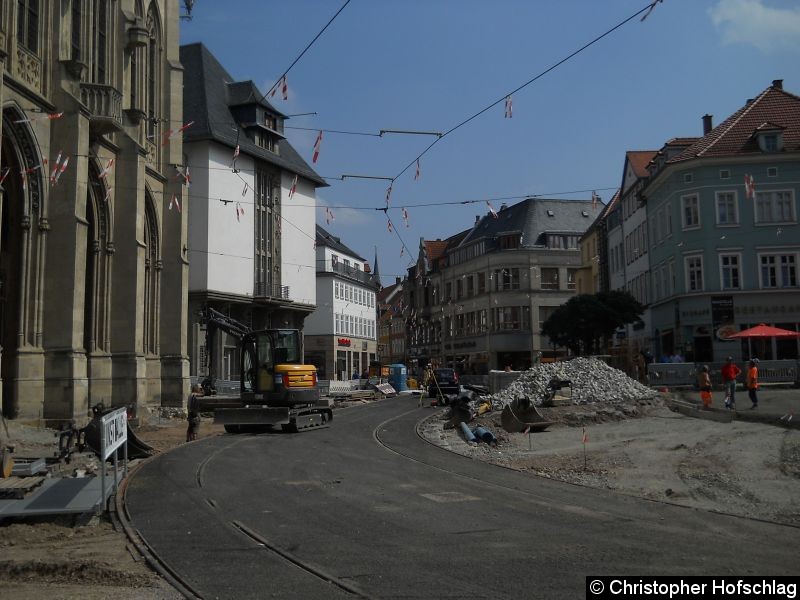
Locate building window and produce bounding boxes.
[767,167,778,178]
[720,254,741,290]
[492,306,530,332]
[455,279,463,300]
[567,269,577,290]
[17,0,39,53]
[685,255,703,292]
[146,3,161,139]
[466,275,474,297]
[477,272,486,294]
[719,169,730,180]
[683,173,693,184]
[762,134,779,152]
[71,0,83,61]
[755,191,795,224]
[540,268,558,290]
[500,234,520,250]
[681,194,700,229]
[760,254,797,288]
[254,168,278,295]
[494,268,520,291]
[91,0,108,83]
[715,191,739,225]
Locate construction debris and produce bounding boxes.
[493,357,657,408]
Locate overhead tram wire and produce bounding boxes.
[391,0,662,182]
[260,0,352,102]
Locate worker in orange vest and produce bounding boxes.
[746,359,759,409]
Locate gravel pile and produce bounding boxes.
[492,357,657,407]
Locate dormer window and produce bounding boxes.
[754,123,785,153]
[264,113,277,131]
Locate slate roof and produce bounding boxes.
[179,43,326,186]
[580,189,619,242]
[669,83,800,163]
[458,197,602,248]
[315,225,365,262]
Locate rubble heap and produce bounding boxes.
[492,357,657,407]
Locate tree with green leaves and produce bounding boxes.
[541,291,644,356]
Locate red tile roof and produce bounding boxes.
[424,240,448,262]
[669,84,800,163]
[627,151,658,178]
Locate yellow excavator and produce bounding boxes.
[200,308,331,433]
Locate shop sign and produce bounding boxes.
[337,338,351,347]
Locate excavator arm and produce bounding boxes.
[198,307,252,395]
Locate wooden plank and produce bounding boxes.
[0,476,47,499]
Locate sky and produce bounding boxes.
[180,0,800,287]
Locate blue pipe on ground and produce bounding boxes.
[460,421,477,442]
[473,426,497,445]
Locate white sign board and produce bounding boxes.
[101,407,128,460]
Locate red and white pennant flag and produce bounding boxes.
[505,95,512,118]
[312,131,323,164]
[161,121,194,146]
[288,174,298,199]
[53,157,69,184]
[176,165,190,188]
[169,194,181,212]
[387,220,393,233]
[414,159,420,181]
[385,184,393,208]
[49,151,63,184]
[325,207,334,225]
[487,200,498,219]
[235,202,245,222]
[98,159,114,180]
[591,190,599,209]
[270,75,288,101]
[14,112,64,124]
[402,207,409,228]
[744,174,756,199]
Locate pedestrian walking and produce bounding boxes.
[698,365,712,410]
[721,356,741,409]
[746,359,759,409]
[186,384,203,442]
[420,365,433,408]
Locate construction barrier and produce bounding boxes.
[648,360,799,388]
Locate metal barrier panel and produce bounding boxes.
[648,360,799,388]
[647,363,697,387]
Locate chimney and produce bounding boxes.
[395,277,401,285]
[500,203,507,211]
[475,215,480,224]
[702,114,713,135]
[772,79,783,90]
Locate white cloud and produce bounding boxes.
[709,0,800,52]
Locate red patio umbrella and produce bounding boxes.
[725,323,800,359]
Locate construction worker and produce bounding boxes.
[420,365,433,408]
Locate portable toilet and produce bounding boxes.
[388,364,407,392]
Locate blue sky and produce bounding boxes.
[180,0,800,286]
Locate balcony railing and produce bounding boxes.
[254,282,290,299]
[321,261,375,286]
[80,83,124,134]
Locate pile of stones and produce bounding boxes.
[492,357,657,407]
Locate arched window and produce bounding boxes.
[84,162,112,353]
[143,193,160,355]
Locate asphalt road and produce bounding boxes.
[125,396,798,599]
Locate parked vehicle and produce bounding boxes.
[428,368,460,403]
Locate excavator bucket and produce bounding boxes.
[500,396,555,433]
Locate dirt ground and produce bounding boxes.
[2,395,799,598]
[421,395,800,525]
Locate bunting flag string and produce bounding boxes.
[387,220,393,233]
[487,200,498,219]
[504,95,513,118]
[288,174,298,199]
[325,206,334,225]
[53,157,70,184]
[168,194,181,212]
[176,165,191,187]
[744,174,755,199]
[312,131,323,164]
[49,151,63,184]
[236,202,245,222]
[270,75,288,101]
[161,121,194,146]
[13,112,64,124]
[402,207,410,228]
[640,0,663,22]
[98,159,115,180]
[385,183,393,208]
[414,159,420,181]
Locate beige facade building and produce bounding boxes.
[0,1,187,422]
